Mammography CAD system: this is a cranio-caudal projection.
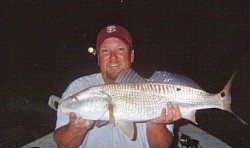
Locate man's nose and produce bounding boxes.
[110,51,118,59]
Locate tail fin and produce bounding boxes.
[221,72,248,125]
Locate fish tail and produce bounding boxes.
[221,72,248,125]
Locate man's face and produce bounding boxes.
[97,37,134,83]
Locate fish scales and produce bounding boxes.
[103,82,218,105]
[98,82,221,121]
[101,83,165,120]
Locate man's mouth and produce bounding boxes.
[110,63,118,67]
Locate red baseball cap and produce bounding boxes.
[96,25,133,50]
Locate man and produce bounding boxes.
[54,25,181,148]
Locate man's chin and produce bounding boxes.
[106,71,120,81]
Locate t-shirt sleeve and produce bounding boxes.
[166,124,174,135]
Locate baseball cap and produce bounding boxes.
[96,25,133,50]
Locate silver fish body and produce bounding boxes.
[60,82,227,122]
[57,69,247,139]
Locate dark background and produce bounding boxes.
[1,0,249,147]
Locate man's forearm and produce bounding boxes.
[54,123,88,148]
[147,121,173,148]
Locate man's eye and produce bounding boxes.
[100,49,109,53]
[117,48,125,52]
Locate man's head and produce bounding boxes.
[96,25,134,83]
[96,25,133,51]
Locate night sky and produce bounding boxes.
[1,0,249,147]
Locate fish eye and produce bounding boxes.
[71,97,78,102]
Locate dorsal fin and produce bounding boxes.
[149,71,202,90]
[115,68,146,83]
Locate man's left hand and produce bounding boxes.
[149,102,181,124]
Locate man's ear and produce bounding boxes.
[97,54,101,67]
[130,50,134,63]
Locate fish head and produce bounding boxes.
[59,87,110,120]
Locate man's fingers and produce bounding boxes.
[172,104,181,120]
[85,120,93,127]
[68,112,94,129]
[69,112,77,122]
[149,102,181,124]
[166,102,174,118]
[161,108,166,117]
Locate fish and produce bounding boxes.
[53,69,248,139]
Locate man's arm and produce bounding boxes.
[147,122,173,148]
[147,103,181,148]
[54,113,94,148]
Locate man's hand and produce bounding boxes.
[69,112,94,130]
[146,102,181,147]
[54,113,94,147]
[149,102,181,124]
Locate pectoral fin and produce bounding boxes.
[107,96,115,124]
[96,97,115,127]
[115,121,135,139]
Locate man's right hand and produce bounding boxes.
[69,112,94,130]
[53,112,94,147]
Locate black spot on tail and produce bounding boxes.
[221,92,225,97]
[177,88,181,91]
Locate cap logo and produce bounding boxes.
[106,25,117,33]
